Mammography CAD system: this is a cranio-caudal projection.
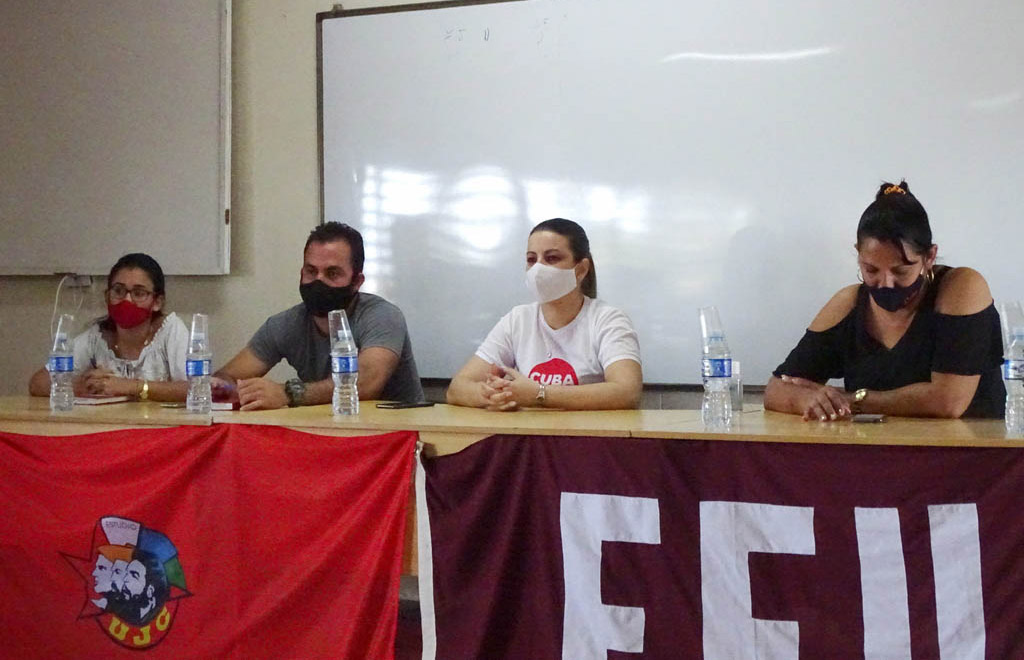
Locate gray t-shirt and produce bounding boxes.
[247,293,424,402]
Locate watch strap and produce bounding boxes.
[284,378,306,408]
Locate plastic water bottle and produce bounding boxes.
[186,313,212,414]
[49,313,75,412]
[329,309,359,416]
[702,334,733,428]
[699,305,732,428]
[1005,327,1024,437]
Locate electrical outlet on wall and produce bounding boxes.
[66,275,93,288]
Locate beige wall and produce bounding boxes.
[0,0,415,394]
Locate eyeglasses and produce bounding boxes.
[108,284,154,302]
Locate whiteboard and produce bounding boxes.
[0,0,231,276]
[320,0,1024,384]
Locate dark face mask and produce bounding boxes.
[869,275,924,312]
[300,280,358,317]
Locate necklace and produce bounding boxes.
[112,320,160,358]
[114,334,153,356]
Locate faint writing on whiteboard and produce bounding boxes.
[532,13,569,51]
[443,27,467,42]
[534,17,549,45]
[442,26,495,61]
[442,27,491,43]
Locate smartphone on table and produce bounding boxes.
[376,401,436,409]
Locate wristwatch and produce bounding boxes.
[138,380,150,401]
[284,378,306,408]
[535,382,547,406]
[852,388,868,412]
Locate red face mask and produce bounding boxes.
[107,300,152,329]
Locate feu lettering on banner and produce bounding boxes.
[560,493,661,659]
[558,496,986,658]
[62,516,191,650]
[529,358,579,386]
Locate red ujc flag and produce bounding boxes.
[0,424,416,659]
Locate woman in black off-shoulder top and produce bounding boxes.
[764,180,1005,421]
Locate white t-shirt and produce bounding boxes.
[475,297,641,386]
[65,312,190,382]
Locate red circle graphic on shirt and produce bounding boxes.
[528,358,579,386]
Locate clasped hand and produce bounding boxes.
[480,365,539,412]
[780,375,853,421]
[78,368,134,398]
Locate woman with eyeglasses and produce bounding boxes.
[29,253,190,401]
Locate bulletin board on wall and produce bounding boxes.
[0,0,232,276]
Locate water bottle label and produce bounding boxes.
[333,356,358,374]
[49,355,73,373]
[1005,359,1024,380]
[186,359,211,377]
[702,357,732,378]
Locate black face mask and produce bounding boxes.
[299,280,358,317]
[868,275,924,312]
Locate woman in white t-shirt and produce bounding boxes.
[447,218,643,411]
[29,253,190,402]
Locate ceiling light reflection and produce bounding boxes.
[969,91,1022,110]
[526,179,650,233]
[661,46,835,63]
[444,168,519,258]
[379,173,436,216]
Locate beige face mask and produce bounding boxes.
[525,262,578,303]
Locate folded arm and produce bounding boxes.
[452,358,643,411]
[29,366,187,402]
[214,347,288,410]
[446,356,507,408]
[216,343,402,410]
[521,359,643,410]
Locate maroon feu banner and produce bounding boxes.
[418,434,1024,659]
[0,425,415,659]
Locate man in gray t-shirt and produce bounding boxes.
[214,223,423,409]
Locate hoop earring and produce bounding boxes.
[857,268,864,283]
[925,269,935,285]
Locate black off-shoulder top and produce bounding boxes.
[773,266,1006,418]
